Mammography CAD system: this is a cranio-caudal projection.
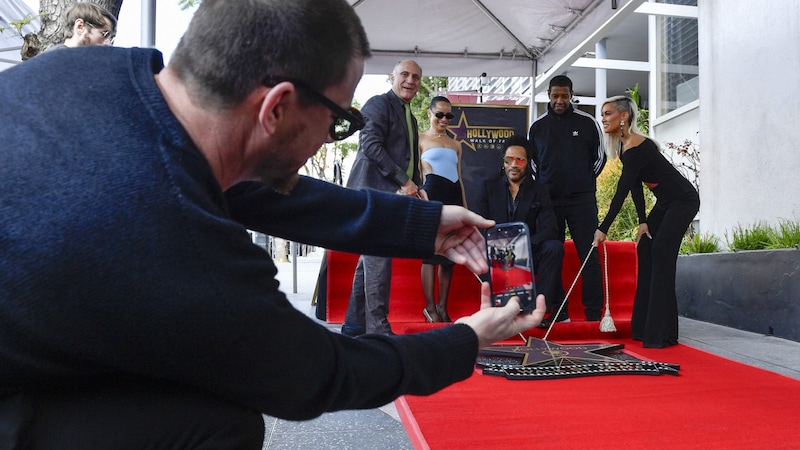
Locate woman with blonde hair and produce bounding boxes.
[593,96,699,348]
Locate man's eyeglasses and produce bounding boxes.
[265,77,365,141]
[503,156,527,166]
[433,111,454,120]
[85,21,114,40]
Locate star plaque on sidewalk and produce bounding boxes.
[476,338,679,380]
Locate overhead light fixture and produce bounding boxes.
[478,73,490,104]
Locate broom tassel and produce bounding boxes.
[599,241,617,332]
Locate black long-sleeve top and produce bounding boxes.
[598,139,698,233]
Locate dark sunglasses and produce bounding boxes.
[503,156,527,166]
[264,77,365,141]
[433,111,455,120]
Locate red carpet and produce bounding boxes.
[396,339,800,449]
[326,241,637,341]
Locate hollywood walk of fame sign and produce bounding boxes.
[476,338,680,380]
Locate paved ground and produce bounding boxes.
[262,248,800,449]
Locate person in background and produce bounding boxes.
[476,135,564,324]
[342,59,425,336]
[0,0,545,446]
[593,95,699,348]
[51,2,116,49]
[528,74,606,324]
[418,95,467,323]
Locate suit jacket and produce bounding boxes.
[475,174,560,248]
[347,90,420,193]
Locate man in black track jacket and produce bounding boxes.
[528,75,606,322]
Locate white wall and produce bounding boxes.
[699,0,800,240]
[653,102,700,205]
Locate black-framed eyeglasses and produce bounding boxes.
[265,77,365,141]
[433,111,454,120]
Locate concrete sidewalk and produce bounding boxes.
[263,247,800,449]
[264,248,412,449]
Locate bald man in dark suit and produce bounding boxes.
[343,60,423,336]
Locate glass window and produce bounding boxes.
[656,0,699,116]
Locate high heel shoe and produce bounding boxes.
[423,308,440,323]
[436,305,452,322]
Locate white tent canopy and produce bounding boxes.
[351,0,650,99]
[3,0,654,101]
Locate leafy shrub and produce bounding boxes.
[680,232,720,254]
[726,222,774,251]
[680,220,800,254]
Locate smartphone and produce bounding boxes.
[485,222,536,313]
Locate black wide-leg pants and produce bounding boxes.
[631,195,700,348]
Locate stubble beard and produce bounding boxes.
[256,122,307,195]
[268,173,300,195]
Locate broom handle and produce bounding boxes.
[543,244,596,341]
[603,241,611,314]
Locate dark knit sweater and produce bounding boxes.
[0,46,478,421]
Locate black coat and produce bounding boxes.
[475,174,560,249]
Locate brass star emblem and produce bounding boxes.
[480,338,624,367]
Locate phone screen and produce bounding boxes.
[485,222,536,313]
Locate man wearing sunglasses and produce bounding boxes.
[342,59,427,337]
[50,2,116,50]
[0,0,544,446]
[475,136,565,325]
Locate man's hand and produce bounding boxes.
[436,205,494,275]
[398,180,420,198]
[456,282,546,348]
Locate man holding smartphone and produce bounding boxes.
[476,135,566,322]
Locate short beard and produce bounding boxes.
[267,173,299,195]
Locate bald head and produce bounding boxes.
[390,60,421,103]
